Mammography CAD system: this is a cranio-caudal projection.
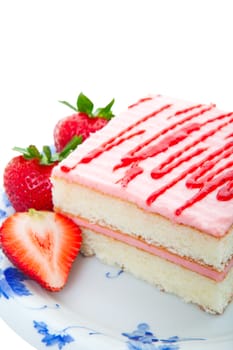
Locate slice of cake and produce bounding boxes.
[51,94,233,314]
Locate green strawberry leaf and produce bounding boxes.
[40,146,52,165]
[58,135,83,160]
[13,146,32,158]
[13,145,41,160]
[94,98,115,120]
[13,136,82,166]
[76,92,94,115]
[59,92,115,120]
[58,100,78,112]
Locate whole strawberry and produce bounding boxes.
[54,92,115,151]
[4,139,81,212]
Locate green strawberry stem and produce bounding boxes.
[59,92,115,121]
[28,208,42,217]
[13,135,82,165]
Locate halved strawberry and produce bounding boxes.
[0,210,82,291]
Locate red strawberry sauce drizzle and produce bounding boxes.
[60,99,233,215]
[146,122,233,208]
[116,162,144,188]
[167,103,203,119]
[147,142,233,205]
[112,105,214,170]
[128,96,154,109]
[60,103,172,172]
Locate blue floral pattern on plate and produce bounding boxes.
[0,265,32,299]
[34,321,75,350]
[106,269,124,278]
[33,320,103,349]
[32,321,205,350]
[122,323,204,350]
[0,192,14,220]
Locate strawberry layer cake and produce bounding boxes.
[51,94,233,314]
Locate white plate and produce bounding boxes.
[0,190,233,350]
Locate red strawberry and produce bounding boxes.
[0,210,82,291]
[4,139,81,212]
[88,116,108,133]
[54,92,115,151]
[4,155,54,212]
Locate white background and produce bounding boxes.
[0,0,233,349]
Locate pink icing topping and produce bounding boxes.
[53,95,233,237]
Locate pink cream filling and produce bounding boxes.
[71,216,233,282]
